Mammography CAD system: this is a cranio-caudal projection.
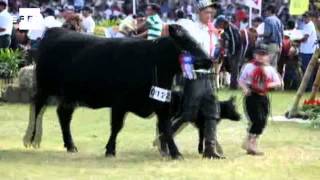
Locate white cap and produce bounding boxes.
[194,0,216,11]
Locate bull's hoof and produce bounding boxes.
[31,142,41,149]
[160,150,170,157]
[23,136,40,149]
[171,153,184,160]
[67,146,78,153]
[105,151,116,157]
[203,149,226,160]
[153,138,169,157]
[23,136,32,148]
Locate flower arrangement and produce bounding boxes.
[303,99,320,106]
[302,99,320,128]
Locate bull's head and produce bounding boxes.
[220,96,241,121]
[168,24,211,63]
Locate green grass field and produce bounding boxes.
[0,90,319,180]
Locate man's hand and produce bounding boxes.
[134,31,148,39]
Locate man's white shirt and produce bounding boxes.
[82,15,95,34]
[300,21,318,54]
[176,19,218,58]
[44,16,62,28]
[0,10,13,36]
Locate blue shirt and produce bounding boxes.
[74,0,85,8]
[263,15,284,46]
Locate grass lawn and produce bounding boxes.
[0,90,319,180]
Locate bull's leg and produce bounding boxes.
[230,55,240,89]
[105,108,126,157]
[57,102,77,152]
[154,116,188,155]
[197,122,224,156]
[198,128,204,154]
[194,111,206,154]
[23,92,48,148]
[157,112,182,159]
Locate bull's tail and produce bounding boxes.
[23,93,47,148]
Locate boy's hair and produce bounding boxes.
[287,20,295,30]
[148,3,161,14]
[253,17,263,23]
[176,10,185,19]
[0,1,7,7]
[44,8,55,16]
[83,6,93,13]
[266,5,276,14]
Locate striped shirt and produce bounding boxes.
[146,14,163,40]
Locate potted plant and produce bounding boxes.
[0,48,25,81]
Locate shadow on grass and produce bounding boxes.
[0,149,193,168]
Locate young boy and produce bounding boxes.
[239,46,282,155]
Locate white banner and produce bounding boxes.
[238,0,262,11]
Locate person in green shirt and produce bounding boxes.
[136,3,163,40]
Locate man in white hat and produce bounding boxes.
[0,0,13,48]
[172,0,223,159]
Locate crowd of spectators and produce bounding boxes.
[1,0,320,90]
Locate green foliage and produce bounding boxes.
[94,19,120,36]
[97,19,120,27]
[94,26,106,36]
[0,48,25,78]
[301,105,320,129]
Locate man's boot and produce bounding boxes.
[247,134,264,156]
[241,134,250,151]
[203,120,225,159]
[203,140,225,159]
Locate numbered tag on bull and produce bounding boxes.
[149,86,172,103]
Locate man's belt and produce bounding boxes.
[193,69,212,74]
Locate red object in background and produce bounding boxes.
[282,36,292,56]
[235,9,247,27]
[303,99,320,105]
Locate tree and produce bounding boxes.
[287,49,320,118]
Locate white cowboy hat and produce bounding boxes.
[194,0,217,11]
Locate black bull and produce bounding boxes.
[23,25,214,159]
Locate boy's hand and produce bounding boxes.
[243,88,251,96]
